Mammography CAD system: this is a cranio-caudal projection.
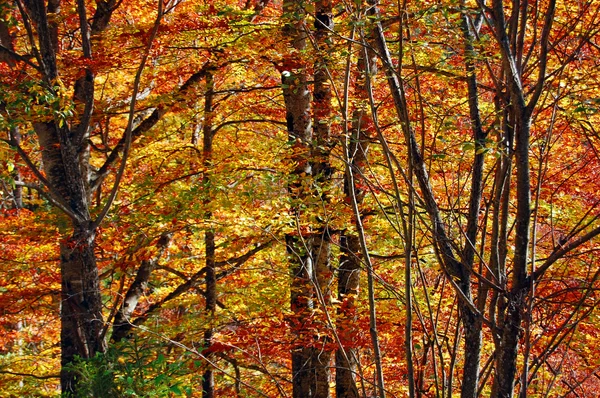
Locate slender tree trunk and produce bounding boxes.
[369,4,488,396]
[202,70,217,398]
[9,127,23,209]
[488,0,558,393]
[311,1,334,396]
[336,235,361,398]
[458,6,487,397]
[336,33,375,397]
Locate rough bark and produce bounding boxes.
[59,224,105,393]
[34,119,105,394]
[16,1,119,393]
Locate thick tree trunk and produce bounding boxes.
[20,1,120,391]
[281,1,333,396]
[36,119,106,393]
[36,120,104,395]
[60,226,105,393]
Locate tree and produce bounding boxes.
[2,0,600,397]
[0,0,142,392]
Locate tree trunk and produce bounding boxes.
[458,6,487,397]
[336,235,361,398]
[35,118,106,393]
[311,1,334,396]
[38,121,104,391]
[488,0,553,393]
[9,127,23,209]
[60,225,105,393]
[281,1,332,398]
[336,34,375,397]
[18,1,121,392]
[369,3,486,396]
[202,70,217,398]
[111,233,173,343]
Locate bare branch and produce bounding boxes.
[0,370,60,380]
[534,225,600,281]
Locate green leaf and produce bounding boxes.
[462,141,475,151]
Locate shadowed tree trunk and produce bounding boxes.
[27,0,108,381]
[111,233,173,343]
[489,0,537,393]
[202,68,217,398]
[281,1,315,396]
[457,4,487,397]
[11,0,135,393]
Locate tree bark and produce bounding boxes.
[281,1,323,396]
[16,0,120,392]
[35,119,105,395]
[488,0,559,394]
[202,69,216,398]
[59,224,105,393]
[458,6,487,397]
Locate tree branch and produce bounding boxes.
[92,0,164,229]
[0,369,60,380]
[91,62,217,190]
[534,224,600,281]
